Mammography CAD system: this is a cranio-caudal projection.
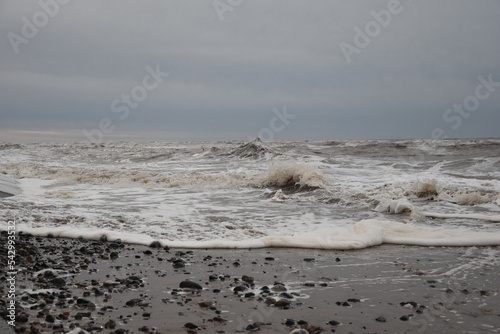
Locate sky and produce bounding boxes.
[1,0,499,143]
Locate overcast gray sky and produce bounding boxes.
[1,0,499,142]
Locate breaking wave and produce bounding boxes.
[259,161,328,191]
[227,137,279,159]
[3,160,327,191]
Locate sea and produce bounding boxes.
[1,138,499,249]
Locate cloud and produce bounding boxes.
[1,0,499,142]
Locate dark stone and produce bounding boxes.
[285,319,296,326]
[416,305,426,314]
[279,292,294,299]
[328,320,340,326]
[400,315,412,321]
[233,285,247,293]
[50,277,66,287]
[180,280,203,290]
[400,301,418,308]
[45,314,55,323]
[105,319,116,329]
[347,298,361,303]
[143,250,153,255]
[109,252,119,259]
[242,275,254,284]
[244,292,255,298]
[342,301,351,307]
[303,258,315,262]
[335,257,341,262]
[275,299,291,308]
[184,323,199,329]
[17,314,29,323]
[264,257,275,261]
[375,316,386,322]
[149,241,162,248]
[264,297,276,305]
[76,298,91,306]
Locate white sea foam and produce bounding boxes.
[10,219,500,250]
[1,139,499,250]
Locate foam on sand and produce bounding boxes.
[9,219,500,250]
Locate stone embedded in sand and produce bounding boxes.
[184,322,199,329]
[279,292,294,299]
[328,320,340,326]
[265,297,277,305]
[275,299,291,308]
[105,319,116,329]
[180,280,203,290]
[242,275,254,284]
[400,315,412,321]
[303,258,315,262]
[290,329,309,334]
[272,283,287,292]
[233,285,248,293]
[285,319,296,326]
[50,277,66,287]
[198,301,212,308]
[149,241,161,248]
[375,316,386,323]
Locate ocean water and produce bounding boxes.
[1,138,499,249]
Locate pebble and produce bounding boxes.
[290,329,309,334]
[400,315,412,321]
[375,316,386,323]
[180,280,203,290]
[328,320,340,326]
[242,275,255,284]
[149,241,162,248]
[184,322,199,329]
[275,299,291,308]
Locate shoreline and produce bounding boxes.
[1,232,499,334]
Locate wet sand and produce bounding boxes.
[1,232,499,334]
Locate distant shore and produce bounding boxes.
[1,232,499,334]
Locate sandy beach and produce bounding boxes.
[1,232,499,334]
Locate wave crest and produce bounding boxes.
[259,161,327,191]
